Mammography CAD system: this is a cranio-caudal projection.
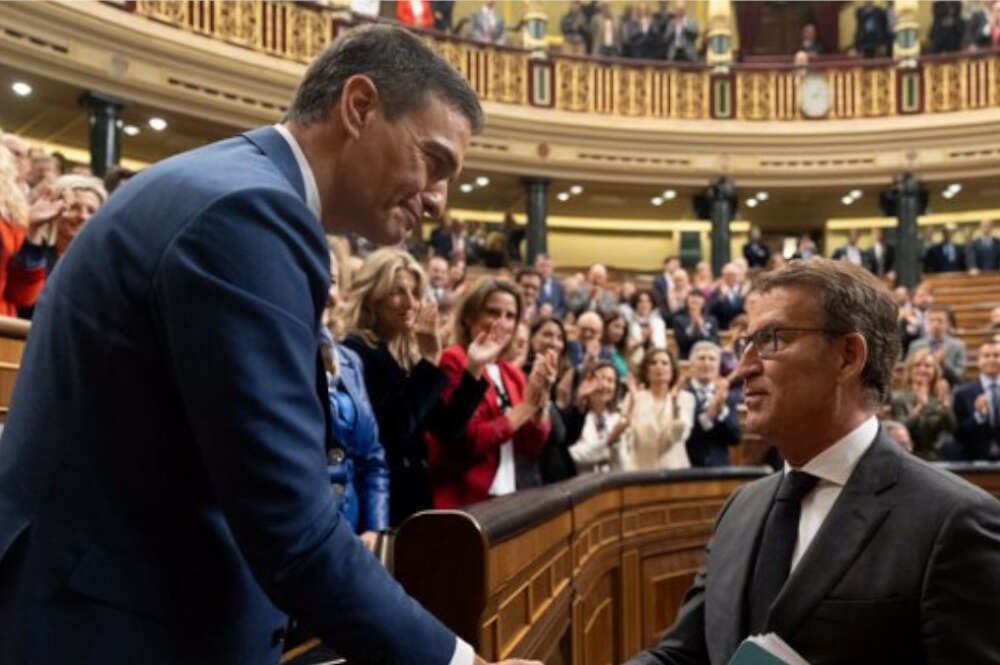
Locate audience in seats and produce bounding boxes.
[742,225,770,269]
[524,317,584,484]
[967,218,1000,273]
[577,263,617,315]
[791,234,817,261]
[590,2,621,56]
[341,249,495,525]
[535,253,567,318]
[396,0,433,29]
[853,0,893,58]
[652,255,679,317]
[569,360,629,472]
[831,228,870,270]
[868,227,895,278]
[683,341,741,467]
[0,142,28,316]
[665,265,691,323]
[621,348,694,470]
[969,0,1000,51]
[560,1,588,55]
[469,1,505,45]
[11,173,106,318]
[663,0,698,62]
[707,262,744,330]
[672,290,720,360]
[601,311,630,377]
[428,278,552,508]
[899,282,933,356]
[692,260,714,297]
[515,267,542,325]
[426,255,450,305]
[628,289,667,351]
[906,305,966,385]
[928,0,965,53]
[953,342,1000,461]
[890,347,956,461]
[796,22,826,58]
[569,310,609,372]
[319,240,388,548]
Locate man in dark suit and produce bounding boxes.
[865,227,895,277]
[742,225,770,269]
[672,290,719,360]
[0,26,534,665]
[922,223,966,273]
[967,218,1000,272]
[830,228,873,272]
[683,341,740,467]
[535,253,567,318]
[953,342,1000,461]
[707,262,744,330]
[626,258,1000,665]
[429,215,454,259]
[653,255,679,316]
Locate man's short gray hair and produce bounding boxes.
[689,341,722,360]
[287,24,483,133]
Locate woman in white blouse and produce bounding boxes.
[569,361,630,472]
[620,348,694,470]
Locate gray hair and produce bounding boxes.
[689,341,722,360]
[287,24,483,133]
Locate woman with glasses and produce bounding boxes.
[341,248,504,525]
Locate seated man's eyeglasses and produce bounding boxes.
[737,326,849,358]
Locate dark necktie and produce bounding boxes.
[748,470,820,634]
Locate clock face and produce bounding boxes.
[801,75,831,118]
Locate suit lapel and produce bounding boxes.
[767,434,901,639]
[706,472,781,664]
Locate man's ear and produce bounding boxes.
[840,332,868,385]
[338,74,379,140]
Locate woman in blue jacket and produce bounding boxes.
[320,239,389,550]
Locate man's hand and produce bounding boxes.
[415,302,442,364]
[975,393,990,416]
[27,194,63,245]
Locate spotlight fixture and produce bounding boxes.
[651,196,664,206]
[849,189,862,199]
[148,117,167,131]
[475,176,490,187]
[746,198,758,208]
[663,189,677,200]
[841,195,854,205]
[946,183,962,194]
[569,185,583,195]
[557,192,570,202]
[11,82,32,97]
[755,191,769,201]
[122,124,140,137]
[459,183,474,193]
[942,189,955,200]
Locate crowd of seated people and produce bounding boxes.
[6,126,1000,534]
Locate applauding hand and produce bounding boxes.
[467,320,507,379]
[414,302,442,364]
[27,194,64,245]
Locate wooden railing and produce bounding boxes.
[0,315,29,423]
[389,464,1000,664]
[124,1,1000,122]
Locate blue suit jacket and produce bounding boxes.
[0,127,456,665]
[537,276,567,317]
[683,382,741,467]
[953,380,1000,461]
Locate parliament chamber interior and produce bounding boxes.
[2,1,1000,665]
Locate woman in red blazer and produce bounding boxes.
[429,278,555,508]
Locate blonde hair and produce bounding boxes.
[52,174,107,205]
[0,144,28,226]
[904,347,942,389]
[341,246,428,371]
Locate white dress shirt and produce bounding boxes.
[786,415,878,571]
[276,122,474,665]
[272,124,321,221]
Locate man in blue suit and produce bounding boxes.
[0,25,537,665]
[535,253,567,318]
[953,342,1000,461]
[683,341,740,467]
[966,218,1000,272]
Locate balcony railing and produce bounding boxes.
[129,0,1000,121]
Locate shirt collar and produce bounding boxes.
[785,415,878,486]
[981,374,1000,391]
[273,123,321,221]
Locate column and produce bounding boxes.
[523,177,549,264]
[79,92,127,179]
[701,176,736,276]
[893,0,920,62]
[892,172,925,289]
[706,0,734,69]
